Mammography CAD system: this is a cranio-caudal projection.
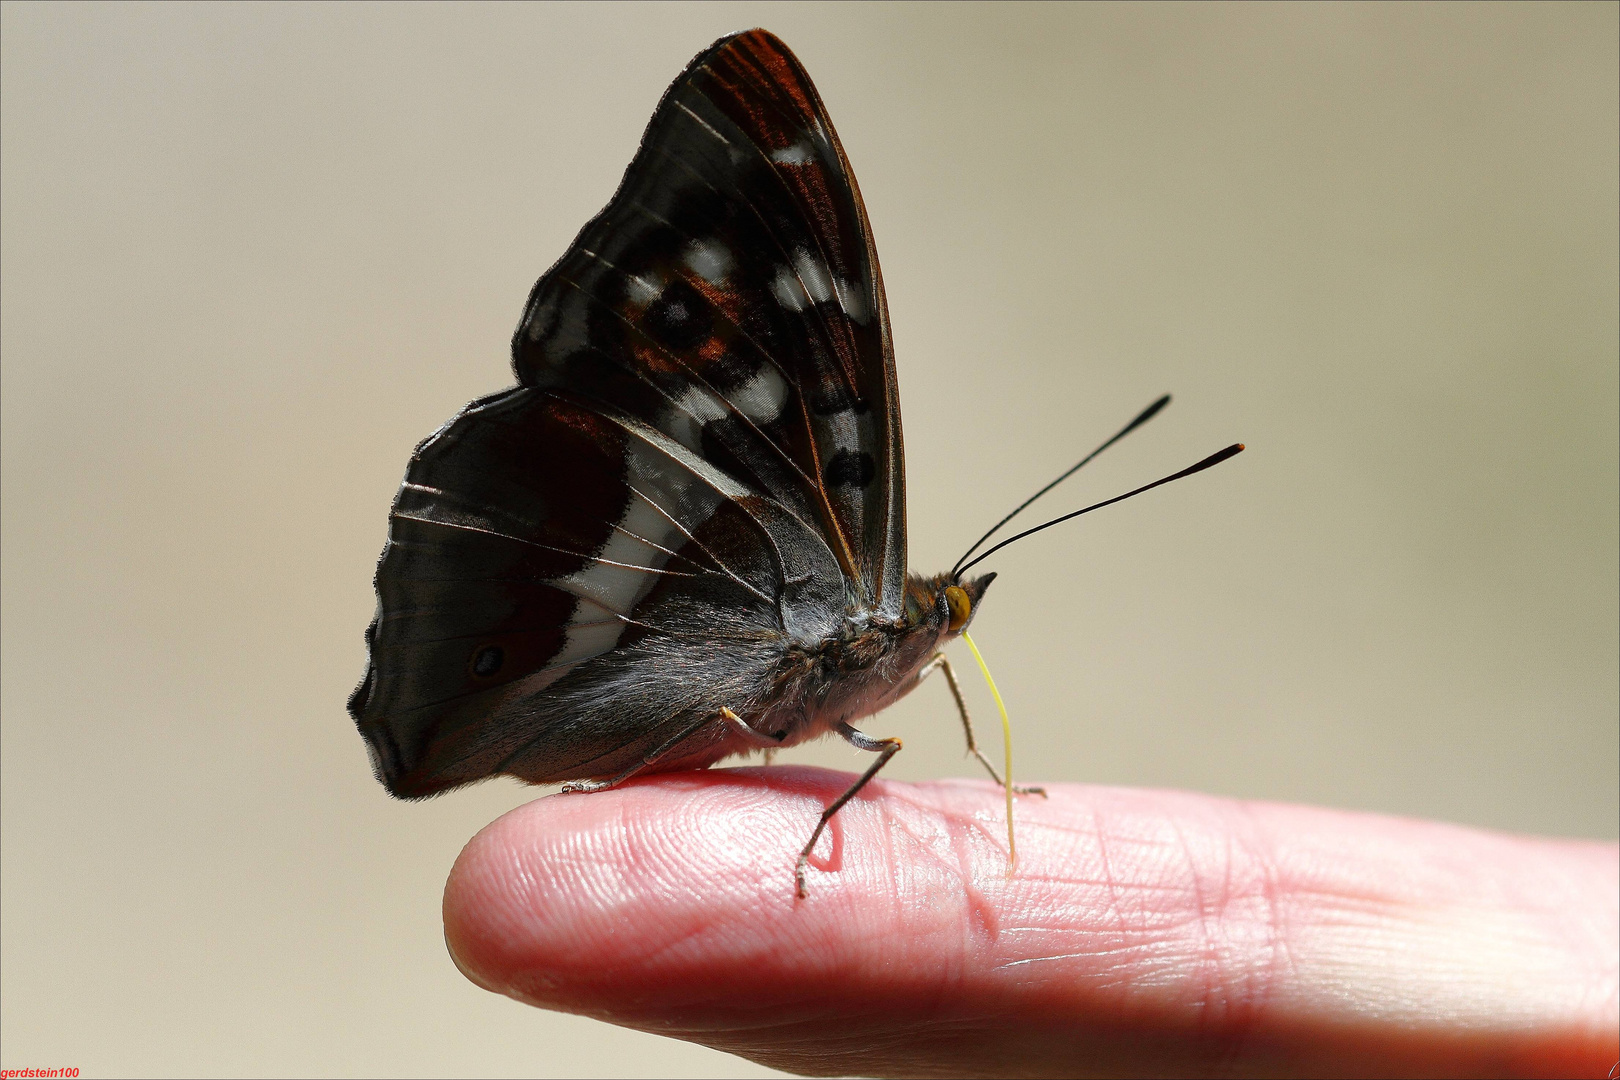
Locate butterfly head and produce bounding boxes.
[904,571,995,641]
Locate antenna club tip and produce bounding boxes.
[1235,443,1246,451]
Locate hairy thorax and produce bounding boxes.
[760,599,948,747]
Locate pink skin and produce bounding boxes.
[444,768,1618,1078]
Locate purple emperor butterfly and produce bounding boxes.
[350,29,1241,896]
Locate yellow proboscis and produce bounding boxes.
[961,630,1017,871]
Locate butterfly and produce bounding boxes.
[349,29,1240,896]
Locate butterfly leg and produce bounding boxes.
[713,707,788,765]
[560,708,780,794]
[718,707,788,747]
[919,654,1047,797]
[795,723,901,898]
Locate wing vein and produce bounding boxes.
[391,513,702,579]
[622,478,774,606]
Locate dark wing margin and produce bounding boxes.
[512,28,907,618]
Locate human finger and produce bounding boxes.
[443,767,1618,1078]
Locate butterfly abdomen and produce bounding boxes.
[756,604,945,740]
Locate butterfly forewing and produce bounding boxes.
[352,30,904,797]
[514,29,904,615]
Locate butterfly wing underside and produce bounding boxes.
[350,30,906,797]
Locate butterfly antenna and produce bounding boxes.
[954,443,1245,579]
[951,395,1171,580]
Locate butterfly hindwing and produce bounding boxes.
[351,30,903,796]
[355,385,846,795]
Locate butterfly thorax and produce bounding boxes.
[755,572,995,747]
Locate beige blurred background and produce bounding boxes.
[2,3,1614,1076]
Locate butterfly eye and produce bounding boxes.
[944,585,972,633]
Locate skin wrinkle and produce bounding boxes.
[1195,802,1289,1072]
[520,809,724,984]
[966,799,1216,1010]
[1243,803,1296,1069]
[997,950,1111,971]
[643,792,760,911]
[649,879,796,971]
[680,786,972,1003]
[1165,813,1222,1038]
[883,801,986,1019]
[568,808,649,918]
[1086,801,1135,986]
[722,790,922,980]
[884,786,1005,952]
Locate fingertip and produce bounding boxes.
[438,769,843,1009]
[442,806,530,997]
